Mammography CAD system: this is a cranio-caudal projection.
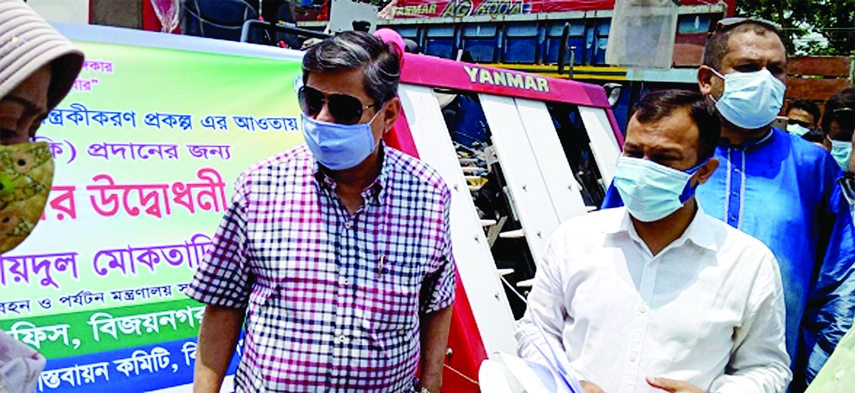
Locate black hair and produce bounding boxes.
[632,90,721,164]
[822,88,855,135]
[803,128,826,143]
[786,99,822,126]
[302,31,400,104]
[702,22,784,71]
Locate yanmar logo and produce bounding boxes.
[463,65,550,93]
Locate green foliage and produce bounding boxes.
[735,0,854,56]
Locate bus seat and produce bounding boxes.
[180,0,259,42]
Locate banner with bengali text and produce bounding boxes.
[0,36,305,392]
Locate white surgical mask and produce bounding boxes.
[613,156,706,222]
[828,136,853,171]
[301,112,380,171]
[710,68,786,130]
[787,123,810,137]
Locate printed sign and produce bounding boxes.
[0,39,305,392]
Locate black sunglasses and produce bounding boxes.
[298,86,380,125]
[787,118,812,128]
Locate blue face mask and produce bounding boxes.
[828,137,852,171]
[301,112,380,171]
[787,123,810,137]
[711,68,786,130]
[613,156,707,222]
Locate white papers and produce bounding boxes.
[487,351,582,393]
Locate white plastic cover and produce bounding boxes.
[606,0,679,69]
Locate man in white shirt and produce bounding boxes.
[516,90,791,393]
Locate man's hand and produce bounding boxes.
[646,377,705,393]
[581,380,605,393]
[194,305,245,393]
[419,306,453,393]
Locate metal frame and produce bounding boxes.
[296,4,726,27]
[398,85,519,356]
[240,20,332,43]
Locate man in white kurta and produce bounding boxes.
[516,90,791,393]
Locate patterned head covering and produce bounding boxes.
[0,0,84,110]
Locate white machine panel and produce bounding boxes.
[399,85,518,355]
[479,94,561,263]
[578,106,621,185]
[514,99,590,221]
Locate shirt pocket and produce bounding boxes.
[361,255,422,350]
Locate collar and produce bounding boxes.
[312,142,392,207]
[603,205,719,252]
[718,127,777,149]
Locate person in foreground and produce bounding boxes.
[0,1,84,392]
[187,31,455,393]
[517,90,792,393]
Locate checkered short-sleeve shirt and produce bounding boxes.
[186,144,456,393]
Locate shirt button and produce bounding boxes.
[344,221,353,229]
[342,278,352,285]
[630,355,637,362]
[731,191,738,197]
[337,335,350,344]
[638,306,647,314]
[734,167,741,173]
[730,215,738,222]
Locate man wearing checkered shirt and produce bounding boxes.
[187,31,456,393]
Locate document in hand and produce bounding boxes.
[490,352,582,393]
[527,311,585,393]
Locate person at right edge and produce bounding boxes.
[831,89,855,222]
[821,89,854,173]
[605,18,855,391]
[804,89,855,393]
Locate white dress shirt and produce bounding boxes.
[516,206,791,393]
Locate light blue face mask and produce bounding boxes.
[301,112,380,171]
[828,137,852,171]
[787,123,810,137]
[614,156,707,222]
[710,68,786,130]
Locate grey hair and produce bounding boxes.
[302,31,401,104]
